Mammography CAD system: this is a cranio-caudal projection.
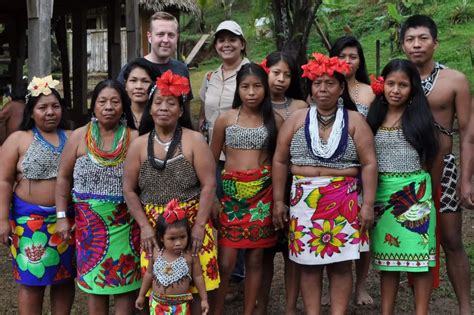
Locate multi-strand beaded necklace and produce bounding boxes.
[86,121,130,167]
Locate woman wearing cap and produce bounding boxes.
[198,20,250,299]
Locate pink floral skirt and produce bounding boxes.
[288,176,364,265]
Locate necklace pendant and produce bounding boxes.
[164,144,169,152]
[164,264,173,275]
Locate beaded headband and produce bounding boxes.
[26,75,60,102]
[259,58,270,74]
[149,70,190,101]
[163,199,187,224]
[301,53,351,81]
[370,74,385,95]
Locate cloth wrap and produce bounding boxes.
[218,166,277,248]
[371,171,436,272]
[288,176,364,265]
[149,292,193,315]
[9,193,76,285]
[73,193,142,294]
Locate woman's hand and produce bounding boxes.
[201,299,209,315]
[359,204,374,234]
[273,201,289,231]
[191,224,205,256]
[0,219,11,245]
[56,217,71,241]
[140,223,158,255]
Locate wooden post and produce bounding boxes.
[126,0,141,61]
[55,15,72,107]
[107,0,122,78]
[26,0,54,78]
[6,16,27,91]
[72,7,88,122]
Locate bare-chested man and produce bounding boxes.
[401,14,472,315]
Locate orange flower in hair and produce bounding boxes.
[259,58,270,74]
[370,74,385,95]
[301,52,351,81]
[156,70,190,97]
[163,199,187,224]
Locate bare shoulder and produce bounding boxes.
[129,132,148,150]
[291,99,309,110]
[440,69,469,87]
[69,125,88,142]
[182,128,206,143]
[130,129,139,141]
[348,110,367,128]
[359,83,375,105]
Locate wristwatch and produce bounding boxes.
[56,211,67,219]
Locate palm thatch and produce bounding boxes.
[139,0,200,16]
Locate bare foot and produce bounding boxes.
[355,286,373,305]
[321,292,330,306]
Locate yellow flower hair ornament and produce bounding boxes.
[26,75,60,99]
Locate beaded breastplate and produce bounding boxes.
[153,251,192,288]
[22,128,67,180]
[139,149,200,205]
[225,109,268,150]
[290,126,360,169]
[375,127,422,173]
[73,155,124,201]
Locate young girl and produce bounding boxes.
[211,63,283,315]
[330,36,375,117]
[135,199,209,315]
[257,51,307,315]
[367,59,438,314]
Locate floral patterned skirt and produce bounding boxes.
[9,194,76,286]
[288,176,362,265]
[141,199,220,293]
[73,193,141,294]
[219,166,277,249]
[149,292,193,315]
[371,171,436,272]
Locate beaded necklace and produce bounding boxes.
[147,126,182,171]
[86,121,130,167]
[32,127,67,154]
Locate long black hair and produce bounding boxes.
[20,88,69,131]
[90,79,136,130]
[366,59,438,166]
[265,50,304,101]
[139,83,194,136]
[329,36,370,85]
[232,62,278,159]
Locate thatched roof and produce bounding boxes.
[139,0,200,16]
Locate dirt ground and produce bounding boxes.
[0,209,472,314]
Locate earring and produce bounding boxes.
[337,97,344,108]
[309,96,317,107]
[120,113,127,126]
[91,113,98,123]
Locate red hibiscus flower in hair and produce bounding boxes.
[370,74,385,95]
[259,58,270,74]
[163,199,187,224]
[302,52,351,81]
[156,70,190,97]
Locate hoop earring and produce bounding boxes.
[120,113,127,126]
[337,97,344,108]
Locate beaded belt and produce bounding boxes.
[152,292,193,306]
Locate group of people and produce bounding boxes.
[0,10,472,315]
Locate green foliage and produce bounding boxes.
[450,0,474,24]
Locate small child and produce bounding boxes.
[135,199,209,315]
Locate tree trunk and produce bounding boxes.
[271,0,321,65]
